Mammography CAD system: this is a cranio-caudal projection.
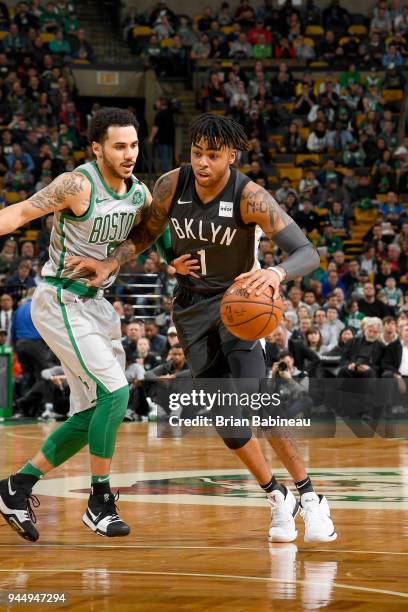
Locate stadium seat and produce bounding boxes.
[309,61,329,68]
[279,102,294,112]
[40,32,56,42]
[73,151,85,161]
[132,25,153,37]
[21,230,39,241]
[383,90,403,103]
[0,31,7,40]
[305,25,324,36]
[281,167,303,182]
[348,24,367,35]
[296,154,320,165]
[299,127,310,140]
[5,192,20,204]
[268,134,284,146]
[354,209,378,223]
[221,26,233,34]
[302,37,315,47]
[161,38,174,47]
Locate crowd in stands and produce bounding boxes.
[2,0,408,425]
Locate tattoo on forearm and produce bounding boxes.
[29,172,86,212]
[106,239,136,268]
[242,185,293,235]
[106,174,172,267]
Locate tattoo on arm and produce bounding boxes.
[106,174,173,268]
[29,172,86,213]
[241,185,293,236]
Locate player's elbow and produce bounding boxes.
[300,244,320,275]
[308,246,320,274]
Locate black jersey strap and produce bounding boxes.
[233,170,252,228]
[169,164,192,216]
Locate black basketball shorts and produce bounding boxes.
[172,286,265,378]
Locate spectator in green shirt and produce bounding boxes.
[64,14,79,34]
[339,63,361,89]
[40,2,61,33]
[317,224,344,254]
[49,30,71,55]
[253,34,272,59]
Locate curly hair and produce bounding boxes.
[190,113,249,151]
[88,107,139,143]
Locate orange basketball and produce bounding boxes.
[220,281,284,340]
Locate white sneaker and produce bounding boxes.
[302,560,338,609]
[123,408,136,422]
[268,486,299,542]
[300,492,337,542]
[39,406,59,421]
[268,543,298,599]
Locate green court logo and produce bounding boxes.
[33,468,408,510]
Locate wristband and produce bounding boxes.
[267,266,286,283]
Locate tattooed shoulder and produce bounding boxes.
[153,174,173,203]
[241,182,293,235]
[29,172,89,213]
[152,169,179,204]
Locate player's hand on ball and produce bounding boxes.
[65,256,118,286]
[172,254,200,278]
[235,268,281,296]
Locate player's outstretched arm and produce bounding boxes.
[236,181,320,295]
[0,172,91,236]
[66,170,179,286]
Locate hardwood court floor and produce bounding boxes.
[0,421,407,611]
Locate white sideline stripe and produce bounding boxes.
[0,569,405,599]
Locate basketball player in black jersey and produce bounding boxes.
[67,114,337,543]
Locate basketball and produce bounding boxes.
[220,281,284,340]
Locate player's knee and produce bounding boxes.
[112,385,130,420]
[97,384,129,423]
[222,437,252,450]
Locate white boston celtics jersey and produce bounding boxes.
[42,161,147,290]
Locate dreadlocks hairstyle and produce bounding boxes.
[88,107,139,144]
[190,113,249,151]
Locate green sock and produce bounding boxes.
[91,474,110,496]
[18,462,45,479]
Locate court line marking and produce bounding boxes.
[4,432,49,440]
[0,568,405,599]
[0,542,407,556]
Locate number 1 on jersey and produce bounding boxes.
[197,249,207,275]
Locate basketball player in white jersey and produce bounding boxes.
[0,108,151,541]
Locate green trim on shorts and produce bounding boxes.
[56,287,109,393]
[45,276,100,298]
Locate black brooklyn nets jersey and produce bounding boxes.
[169,164,256,296]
